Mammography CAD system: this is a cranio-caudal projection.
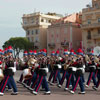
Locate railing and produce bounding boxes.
[61,42,69,47]
[82,23,100,29]
[48,43,56,48]
[93,34,100,39]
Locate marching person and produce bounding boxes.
[32,49,51,95]
[58,49,69,87]
[17,51,29,83]
[64,49,76,91]
[0,46,18,96]
[70,48,85,94]
[85,50,97,88]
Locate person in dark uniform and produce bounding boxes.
[0,46,18,96]
[32,49,51,95]
[70,48,85,94]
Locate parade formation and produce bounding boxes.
[0,46,100,96]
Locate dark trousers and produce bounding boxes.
[87,72,97,86]
[96,73,100,88]
[52,69,61,84]
[65,73,74,88]
[72,75,85,92]
[34,76,50,92]
[60,70,69,85]
[0,75,17,93]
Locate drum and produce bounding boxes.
[0,69,4,81]
[23,68,32,80]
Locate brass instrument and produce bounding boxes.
[64,56,77,70]
[94,56,100,64]
[85,55,91,63]
[50,57,55,70]
[28,58,37,68]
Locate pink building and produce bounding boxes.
[47,13,82,55]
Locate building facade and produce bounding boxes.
[22,12,62,50]
[82,0,100,52]
[47,13,82,55]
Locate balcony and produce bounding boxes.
[93,34,100,39]
[61,42,69,48]
[82,23,100,29]
[48,43,56,49]
[22,23,39,29]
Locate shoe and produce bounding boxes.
[78,91,86,94]
[44,91,51,95]
[0,92,4,96]
[57,84,61,88]
[64,88,69,91]
[11,92,18,95]
[70,90,74,94]
[92,86,97,91]
[32,91,37,95]
[85,85,89,88]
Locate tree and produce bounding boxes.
[2,37,34,58]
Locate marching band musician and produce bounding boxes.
[51,50,62,86]
[64,49,76,91]
[85,50,97,88]
[0,46,18,96]
[58,49,69,88]
[48,51,56,85]
[32,49,51,95]
[28,50,42,90]
[70,48,85,94]
[25,50,39,89]
[17,51,29,83]
[93,55,100,90]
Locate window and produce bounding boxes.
[87,19,91,24]
[23,19,27,24]
[87,30,91,39]
[41,19,44,22]
[35,29,39,34]
[98,18,100,23]
[49,20,51,23]
[31,18,34,23]
[27,30,30,35]
[98,29,100,34]
[32,30,34,35]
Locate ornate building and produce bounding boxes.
[22,12,62,50]
[82,0,100,52]
[47,13,82,55]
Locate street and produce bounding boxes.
[0,71,100,100]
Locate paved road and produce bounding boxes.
[0,71,100,100]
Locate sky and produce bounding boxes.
[0,0,91,49]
